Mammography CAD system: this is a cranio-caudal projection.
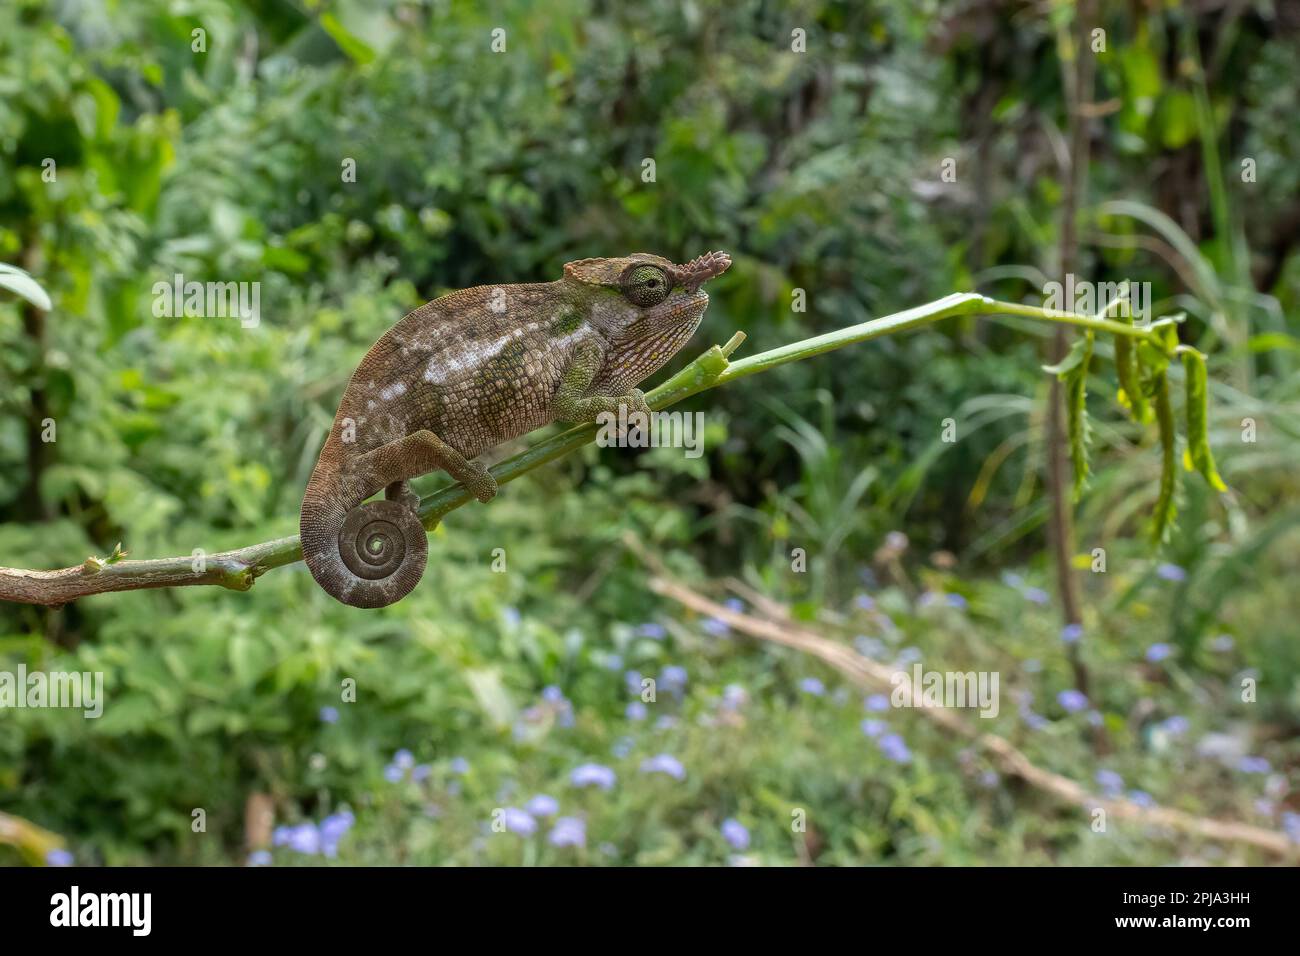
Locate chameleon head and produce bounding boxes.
[562,250,731,388]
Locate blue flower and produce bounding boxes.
[1209,634,1235,652]
[542,685,566,703]
[659,665,688,693]
[1023,587,1050,605]
[603,653,624,671]
[894,646,922,666]
[1057,689,1089,713]
[1282,813,1300,844]
[625,701,648,721]
[503,606,522,627]
[1022,710,1049,731]
[878,733,912,764]
[320,811,355,845]
[383,764,405,783]
[624,670,644,695]
[1128,790,1155,808]
[721,818,750,850]
[854,635,885,658]
[636,622,667,640]
[917,590,938,609]
[721,684,748,710]
[500,807,537,836]
[860,719,886,738]
[412,763,432,781]
[319,706,340,724]
[525,794,559,818]
[1238,756,1271,774]
[1001,571,1025,588]
[611,735,634,758]
[273,826,292,847]
[246,850,272,867]
[723,597,745,613]
[571,763,617,790]
[1160,715,1189,736]
[393,749,414,769]
[1095,769,1124,796]
[1060,623,1083,645]
[287,822,321,855]
[639,753,686,780]
[449,756,470,775]
[1155,563,1187,582]
[854,594,876,611]
[549,816,586,848]
[945,593,968,610]
[45,848,73,867]
[799,677,826,696]
[654,715,677,730]
[864,694,890,712]
[1145,643,1174,663]
[702,617,730,636]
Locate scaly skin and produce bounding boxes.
[300,250,731,607]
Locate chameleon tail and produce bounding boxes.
[299,465,428,608]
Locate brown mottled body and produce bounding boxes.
[301,251,731,607]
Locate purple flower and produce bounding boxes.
[799,677,826,696]
[273,826,292,847]
[1128,790,1155,808]
[319,706,340,724]
[412,763,432,781]
[1060,623,1083,645]
[636,622,667,640]
[571,763,617,790]
[500,807,537,836]
[721,818,750,850]
[542,685,566,703]
[1057,689,1089,713]
[1023,587,1050,606]
[1282,813,1300,844]
[860,719,886,738]
[659,666,688,694]
[393,749,414,769]
[246,850,272,867]
[603,653,624,671]
[855,594,876,611]
[45,848,73,867]
[1238,756,1271,774]
[639,753,686,780]
[702,617,730,636]
[878,733,912,764]
[1023,710,1049,731]
[525,794,559,818]
[721,684,748,710]
[723,597,745,613]
[625,701,648,721]
[549,816,586,848]
[1001,571,1024,588]
[320,811,354,845]
[624,670,644,695]
[864,694,890,712]
[945,593,968,610]
[1155,563,1187,582]
[1095,769,1124,797]
[449,756,470,775]
[383,764,405,783]
[287,822,321,855]
[1160,715,1189,736]
[1145,643,1174,663]
[917,590,938,609]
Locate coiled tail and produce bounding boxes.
[299,464,427,608]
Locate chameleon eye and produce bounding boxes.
[623,265,671,307]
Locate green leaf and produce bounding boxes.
[1113,331,1150,423]
[0,264,52,311]
[1179,349,1227,492]
[1045,336,1093,498]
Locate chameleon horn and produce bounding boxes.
[671,250,732,292]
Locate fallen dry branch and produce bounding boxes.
[644,570,1297,861]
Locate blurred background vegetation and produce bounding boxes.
[1,0,1298,865]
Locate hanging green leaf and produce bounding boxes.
[1150,370,1178,544]
[1179,348,1227,492]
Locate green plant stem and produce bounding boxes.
[0,292,1164,607]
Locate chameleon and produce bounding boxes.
[300,250,732,607]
